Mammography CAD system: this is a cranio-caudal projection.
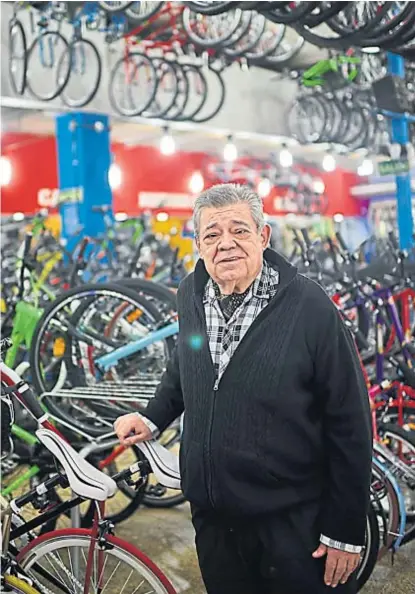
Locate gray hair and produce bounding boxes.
[193,183,265,237]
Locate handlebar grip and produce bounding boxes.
[335,232,348,253]
[300,228,311,248]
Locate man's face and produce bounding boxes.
[196,203,271,289]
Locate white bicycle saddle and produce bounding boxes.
[136,440,181,490]
[36,429,117,501]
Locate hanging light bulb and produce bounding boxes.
[313,179,325,194]
[189,171,205,194]
[223,136,238,162]
[257,178,272,198]
[279,146,293,168]
[322,153,336,172]
[160,127,176,156]
[357,158,374,177]
[108,163,122,190]
[0,156,13,187]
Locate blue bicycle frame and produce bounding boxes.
[94,321,179,371]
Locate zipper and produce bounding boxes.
[205,378,219,507]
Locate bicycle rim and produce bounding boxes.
[9,20,28,96]
[60,39,102,108]
[26,32,70,101]
[17,529,177,594]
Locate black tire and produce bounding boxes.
[356,503,380,591]
[59,38,102,108]
[29,283,173,396]
[190,67,226,124]
[98,1,133,12]
[184,1,239,15]
[142,57,180,119]
[109,52,158,117]
[9,19,27,95]
[125,1,164,23]
[26,31,70,101]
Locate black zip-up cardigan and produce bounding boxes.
[143,249,373,546]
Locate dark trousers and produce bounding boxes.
[191,503,358,594]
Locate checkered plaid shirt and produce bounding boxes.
[203,261,279,383]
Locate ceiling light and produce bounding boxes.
[189,171,205,194]
[279,146,293,168]
[313,179,325,194]
[160,128,176,156]
[322,154,336,172]
[13,212,24,221]
[223,136,237,162]
[357,158,374,177]
[257,178,272,198]
[333,213,344,223]
[362,47,380,54]
[156,212,169,222]
[0,156,12,187]
[108,163,122,190]
[115,212,128,222]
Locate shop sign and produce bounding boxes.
[138,192,195,210]
[37,187,83,207]
[58,187,83,204]
[378,159,410,176]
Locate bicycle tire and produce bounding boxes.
[142,57,180,119]
[9,19,27,96]
[159,61,190,121]
[98,1,133,12]
[262,2,319,25]
[356,503,380,591]
[125,1,164,23]
[172,64,208,122]
[29,283,171,395]
[59,38,102,108]
[182,7,243,49]
[17,529,177,594]
[183,1,239,15]
[109,52,158,117]
[26,31,70,101]
[3,574,41,594]
[190,67,226,124]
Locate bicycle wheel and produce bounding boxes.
[29,283,174,394]
[17,529,177,593]
[356,503,380,591]
[109,52,158,117]
[9,19,27,95]
[26,32,70,101]
[3,574,41,594]
[190,67,226,123]
[98,1,133,11]
[378,423,415,519]
[59,39,102,108]
[125,1,164,23]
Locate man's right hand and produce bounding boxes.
[114,413,152,446]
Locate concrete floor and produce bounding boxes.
[118,503,415,594]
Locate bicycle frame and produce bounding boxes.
[94,320,179,371]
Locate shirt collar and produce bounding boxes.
[204,260,279,304]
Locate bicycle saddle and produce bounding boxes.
[136,440,181,490]
[36,429,117,501]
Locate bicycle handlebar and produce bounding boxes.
[335,231,348,254]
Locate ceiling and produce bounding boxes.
[1,95,370,172]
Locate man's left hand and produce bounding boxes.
[312,543,360,587]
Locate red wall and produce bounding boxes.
[1,133,362,217]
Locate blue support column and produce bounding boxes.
[387,53,414,250]
[55,113,113,253]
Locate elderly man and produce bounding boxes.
[114,184,372,594]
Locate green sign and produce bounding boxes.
[378,159,410,176]
[58,187,83,204]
